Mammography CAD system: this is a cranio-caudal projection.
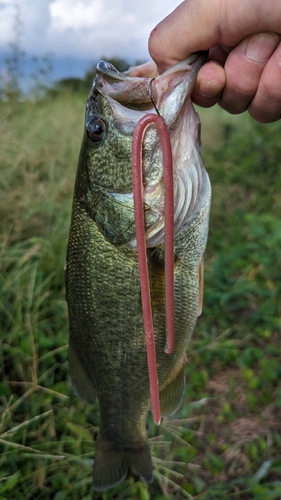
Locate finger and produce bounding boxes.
[148,0,281,74]
[219,32,280,114]
[248,41,281,122]
[209,45,229,66]
[191,60,226,107]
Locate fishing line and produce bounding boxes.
[149,78,160,116]
[132,113,175,425]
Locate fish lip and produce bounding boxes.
[158,51,207,77]
[96,60,132,82]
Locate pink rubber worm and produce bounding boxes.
[132,113,175,425]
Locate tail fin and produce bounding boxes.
[93,433,153,491]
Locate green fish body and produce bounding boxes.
[65,55,211,491]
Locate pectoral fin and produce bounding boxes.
[198,256,204,316]
[159,361,186,416]
[68,338,97,404]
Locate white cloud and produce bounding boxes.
[0,1,20,46]
[50,0,105,31]
[0,0,51,55]
[0,0,181,61]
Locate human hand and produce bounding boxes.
[149,0,281,122]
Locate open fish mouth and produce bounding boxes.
[93,53,207,248]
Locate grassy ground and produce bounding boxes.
[0,93,280,500]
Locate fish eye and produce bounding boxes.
[86,117,106,143]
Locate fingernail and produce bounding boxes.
[244,32,279,63]
[198,79,221,98]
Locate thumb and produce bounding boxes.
[149,0,281,73]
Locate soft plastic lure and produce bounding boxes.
[132,113,175,424]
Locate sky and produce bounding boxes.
[0,0,182,85]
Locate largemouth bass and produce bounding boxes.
[65,53,211,491]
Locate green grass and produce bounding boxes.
[0,94,281,499]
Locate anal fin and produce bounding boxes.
[159,361,186,416]
[68,338,97,404]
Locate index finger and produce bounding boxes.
[149,0,281,73]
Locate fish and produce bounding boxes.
[65,53,211,491]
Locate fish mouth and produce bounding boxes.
[92,53,207,247]
[95,53,206,113]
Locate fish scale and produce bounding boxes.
[65,53,211,491]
